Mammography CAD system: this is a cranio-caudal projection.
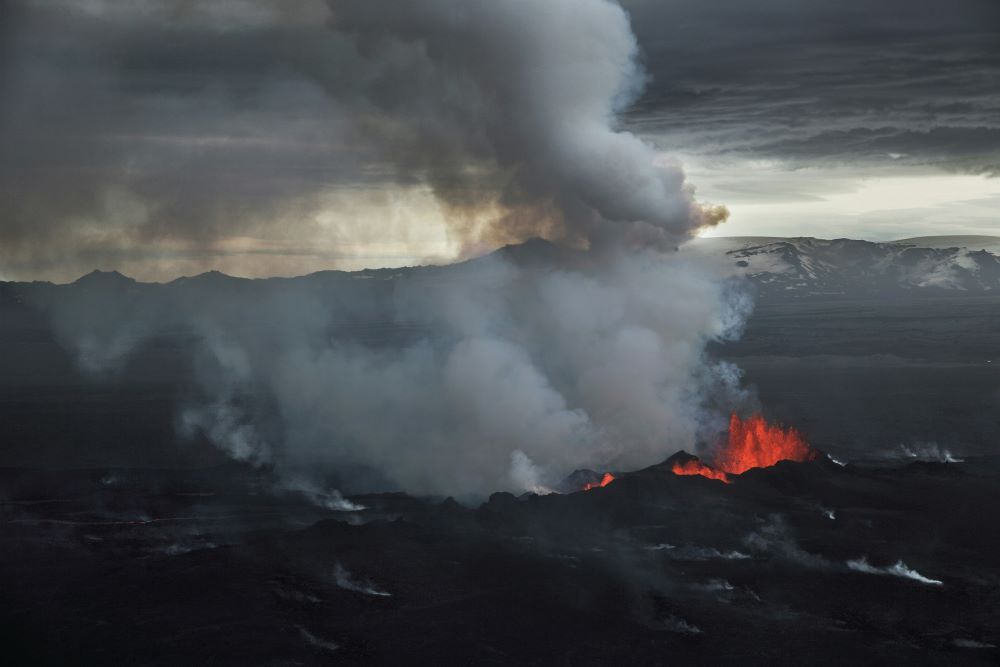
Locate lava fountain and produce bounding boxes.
[671,413,817,482]
[670,458,731,484]
[715,413,816,474]
[583,472,615,491]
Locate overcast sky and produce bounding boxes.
[1,0,998,281]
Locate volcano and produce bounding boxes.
[3,245,1000,663]
[582,472,615,490]
[667,414,818,483]
[717,414,817,473]
[669,453,732,483]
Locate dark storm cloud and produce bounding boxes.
[0,0,723,281]
[0,1,382,278]
[620,0,1000,173]
[1,0,997,280]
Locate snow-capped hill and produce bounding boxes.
[710,237,1000,295]
[891,236,1000,254]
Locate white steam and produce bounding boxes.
[509,451,556,495]
[298,627,340,653]
[42,249,750,497]
[646,543,751,561]
[334,563,392,597]
[279,478,366,512]
[826,453,848,467]
[846,557,944,586]
[178,403,271,466]
[663,616,702,635]
[897,442,964,463]
[743,515,829,569]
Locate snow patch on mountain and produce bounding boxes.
[685,237,1000,295]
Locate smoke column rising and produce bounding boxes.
[318,0,727,250]
[34,0,752,497]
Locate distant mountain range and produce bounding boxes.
[5,236,1000,300]
[686,235,1000,296]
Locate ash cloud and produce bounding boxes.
[34,247,751,498]
[313,0,726,251]
[0,0,724,281]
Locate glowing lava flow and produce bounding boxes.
[583,472,615,490]
[715,413,816,474]
[671,413,817,483]
[670,458,730,484]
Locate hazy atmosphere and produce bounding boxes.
[2,0,997,281]
[2,1,999,663]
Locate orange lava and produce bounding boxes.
[715,413,817,474]
[670,459,730,484]
[670,413,817,483]
[583,472,615,491]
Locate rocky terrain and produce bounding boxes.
[687,235,1000,296]
[2,452,998,664]
[3,237,1000,663]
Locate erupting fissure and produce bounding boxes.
[670,458,731,484]
[583,472,615,491]
[716,413,816,474]
[673,413,817,483]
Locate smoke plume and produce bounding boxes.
[36,246,750,497]
[320,0,726,250]
[846,557,944,586]
[27,0,752,498]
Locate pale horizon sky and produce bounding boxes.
[688,164,1000,242]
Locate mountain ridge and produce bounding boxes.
[6,236,1000,296]
[709,237,1000,295]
